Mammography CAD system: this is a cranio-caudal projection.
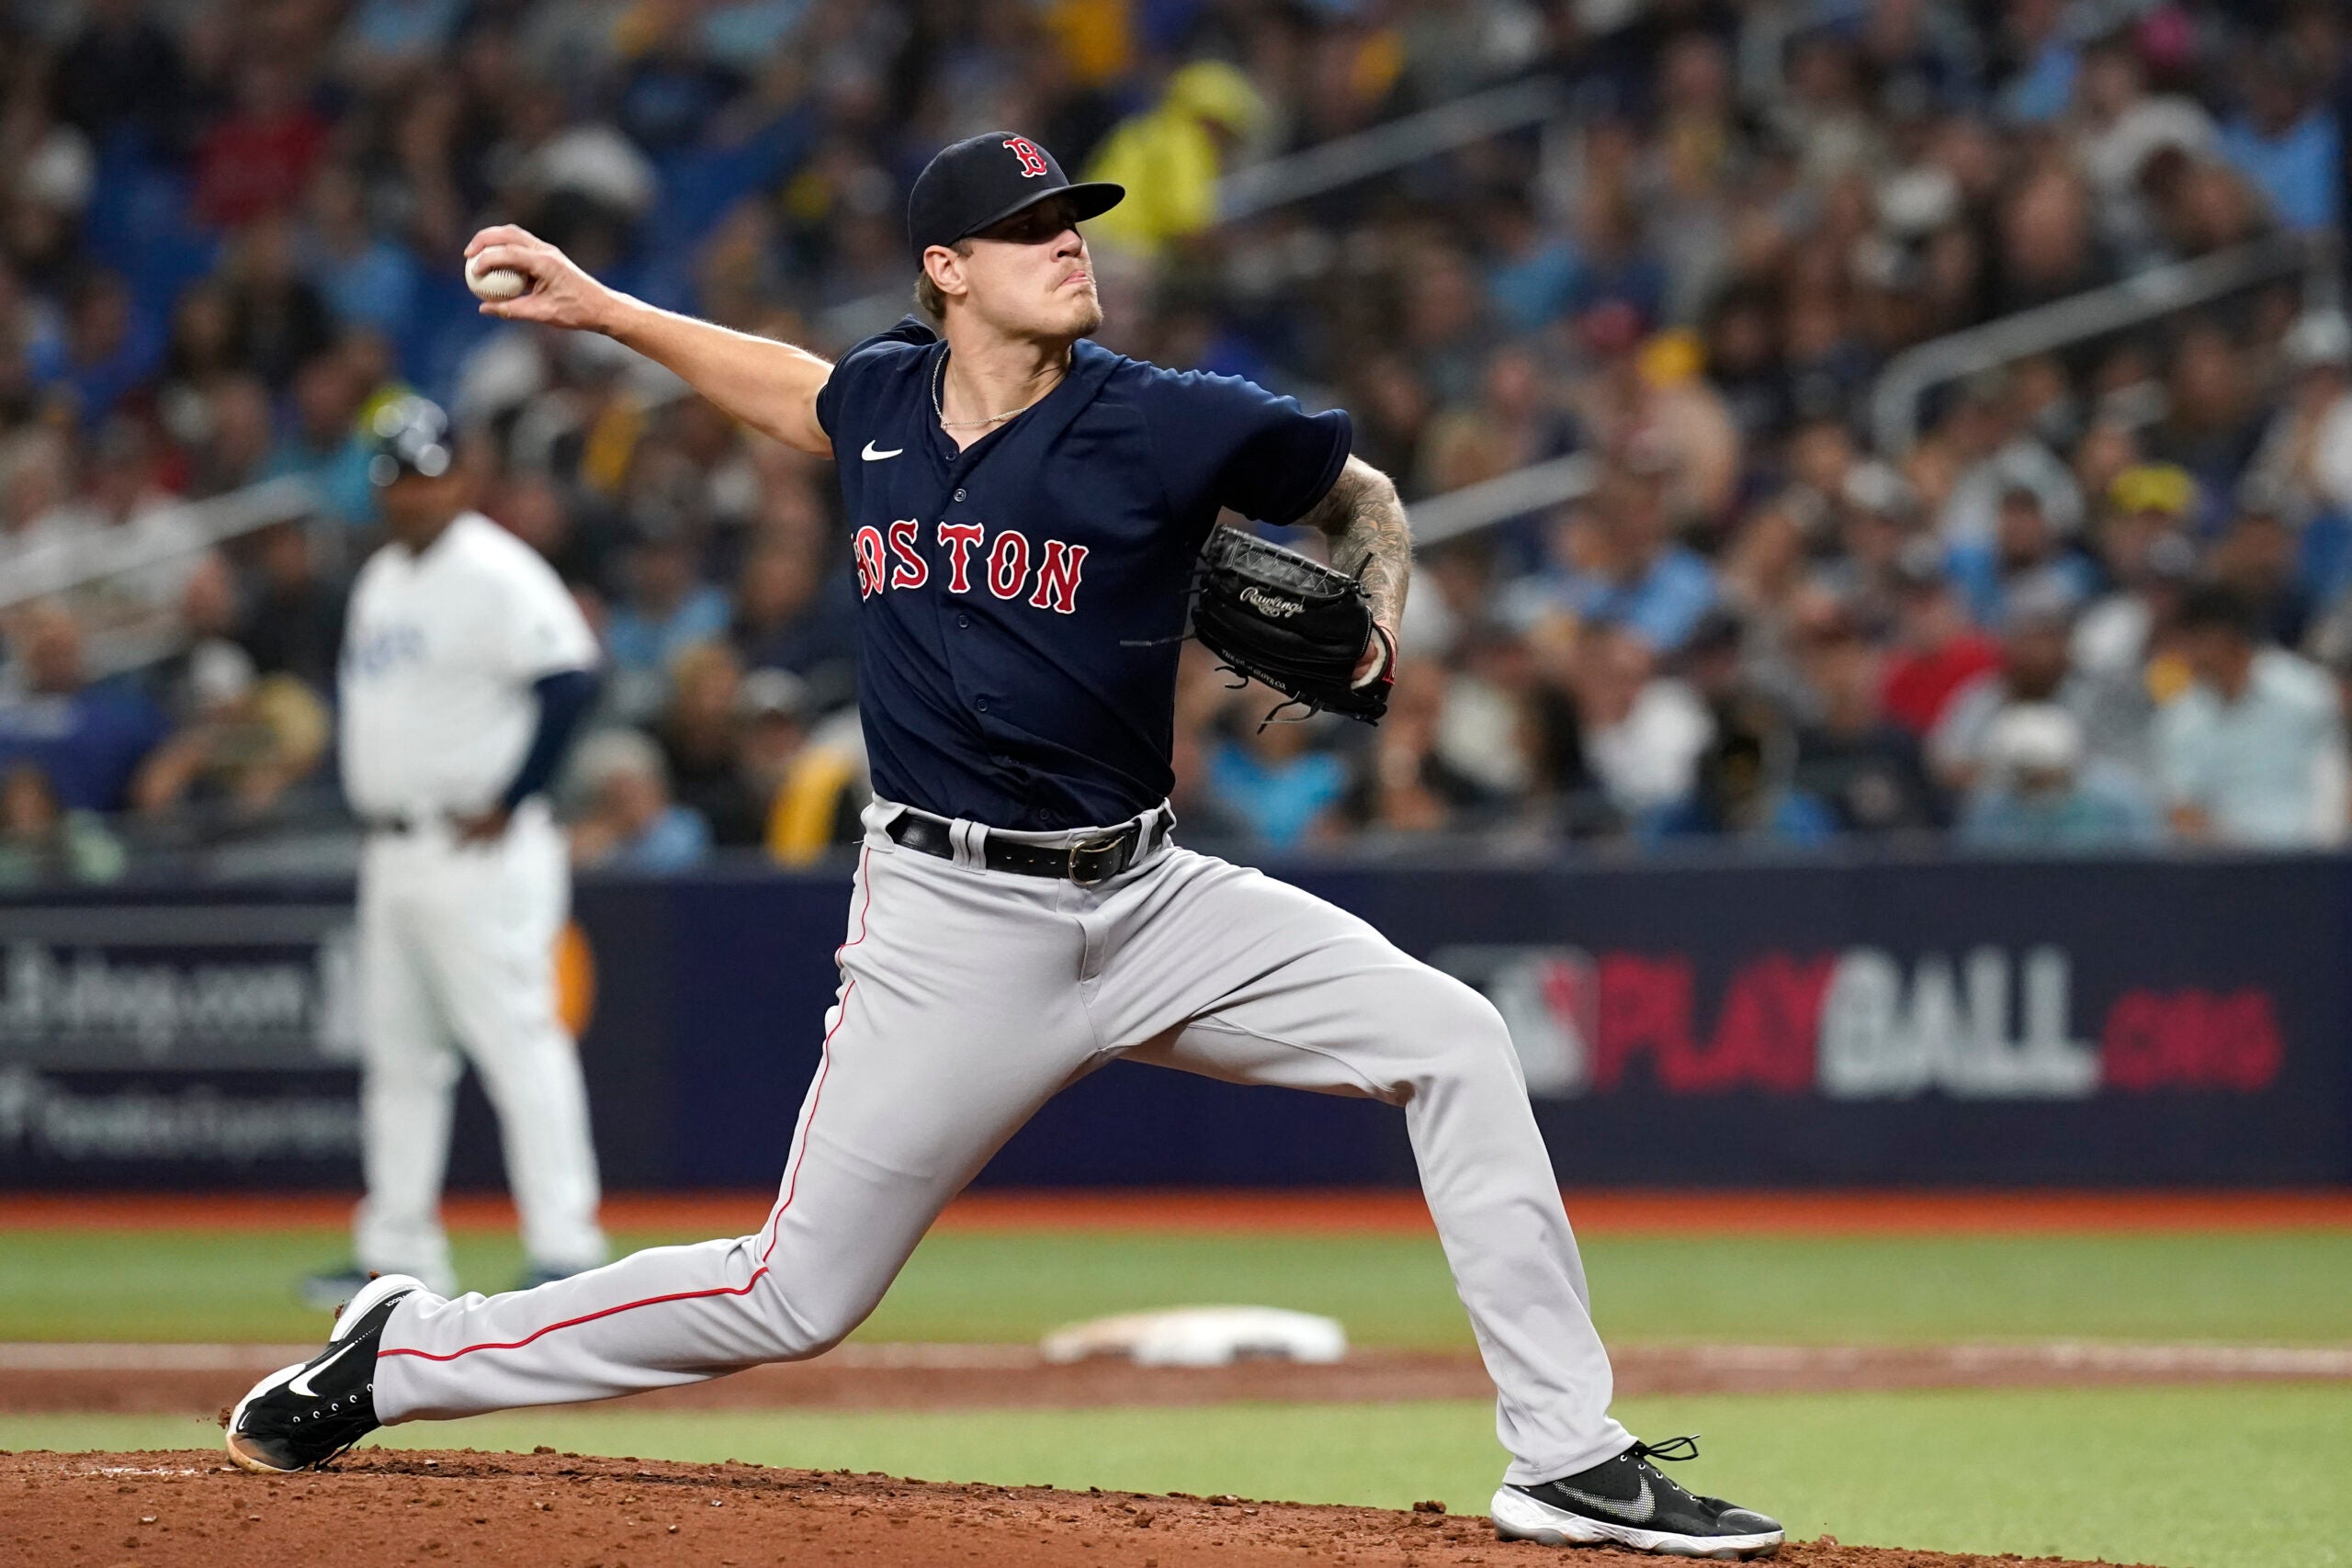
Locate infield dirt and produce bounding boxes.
[5,1339,2347,1415]
[4,1449,2148,1568]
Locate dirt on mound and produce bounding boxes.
[4,1449,2144,1568]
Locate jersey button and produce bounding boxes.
[956,614,970,628]
[954,488,967,501]
[977,699,989,712]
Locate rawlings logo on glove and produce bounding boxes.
[1238,587,1306,618]
[1189,526,1392,725]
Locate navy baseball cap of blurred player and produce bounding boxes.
[907,132,1123,257]
[366,395,456,488]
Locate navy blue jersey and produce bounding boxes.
[814,317,1351,829]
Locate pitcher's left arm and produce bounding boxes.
[1299,454,1410,678]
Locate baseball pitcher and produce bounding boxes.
[312,399,607,1303]
[231,133,1781,1557]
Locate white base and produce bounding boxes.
[1490,1485,1783,1560]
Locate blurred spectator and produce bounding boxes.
[1947,484,2098,628]
[738,669,866,863]
[0,762,126,887]
[1572,622,1712,818]
[237,523,348,694]
[491,473,623,601]
[1645,711,1837,849]
[567,727,712,872]
[1506,464,1718,657]
[2208,481,2312,648]
[266,353,377,525]
[1416,344,1576,502]
[1082,62,1262,257]
[1206,709,1350,850]
[301,166,421,340]
[605,534,730,716]
[728,534,858,709]
[0,605,167,811]
[50,0,192,156]
[1957,704,2158,851]
[1879,545,2001,735]
[1349,658,1459,838]
[220,220,337,392]
[179,374,277,497]
[2146,321,2262,506]
[1928,592,2087,796]
[2072,36,2213,268]
[130,639,330,823]
[2156,586,2347,846]
[48,272,164,427]
[1791,602,1943,835]
[0,430,75,593]
[2251,311,2352,604]
[2216,42,2340,233]
[194,60,330,229]
[656,641,764,846]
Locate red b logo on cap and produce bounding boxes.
[1002,136,1050,177]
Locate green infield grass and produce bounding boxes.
[6,1384,2346,1568]
[4,1224,2350,1346]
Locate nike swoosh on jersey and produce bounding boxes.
[861,442,903,460]
[1552,1475,1656,1524]
[288,1337,363,1398]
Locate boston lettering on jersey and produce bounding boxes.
[815,317,1351,831]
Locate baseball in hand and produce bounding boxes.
[465,253,530,302]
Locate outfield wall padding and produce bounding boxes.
[1,852,2345,1188]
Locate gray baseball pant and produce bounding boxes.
[373,799,1632,1484]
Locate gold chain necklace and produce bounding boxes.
[933,347,1054,429]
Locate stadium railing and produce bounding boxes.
[1214,77,1566,220]
[1869,228,2342,460]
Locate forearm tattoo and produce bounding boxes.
[1304,455,1410,631]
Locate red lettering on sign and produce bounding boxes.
[2100,988,2285,1091]
[887,519,928,590]
[1595,951,1830,1094]
[937,523,985,593]
[987,529,1032,600]
[1704,953,1833,1093]
[1595,953,1694,1091]
[1029,540,1089,614]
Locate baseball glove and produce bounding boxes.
[1190,526,1394,725]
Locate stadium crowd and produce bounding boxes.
[3,0,2352,880]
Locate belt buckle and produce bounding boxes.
[1067,830,1126,886]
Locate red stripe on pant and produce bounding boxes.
[379,846,876,1365]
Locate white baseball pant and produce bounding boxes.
[354,800,606,1292]
[374,799,1631,1484]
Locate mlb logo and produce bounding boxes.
[1002,136,1051,177]
[1430,945,1600,1099]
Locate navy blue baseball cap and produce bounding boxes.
[907,131,1123,258]
[366,395,455,487]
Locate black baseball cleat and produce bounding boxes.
[1490,1437,1784,1559]
[225,1272,420,1473]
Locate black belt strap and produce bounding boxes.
[888,807,1168,886]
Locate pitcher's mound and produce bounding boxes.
[2,1449,2144,1567]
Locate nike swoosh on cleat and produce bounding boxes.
[1552,1474,1656,1524]
[288,1337,363,1398]
[861,442,903,460]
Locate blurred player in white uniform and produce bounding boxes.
[308,397,607,1304]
